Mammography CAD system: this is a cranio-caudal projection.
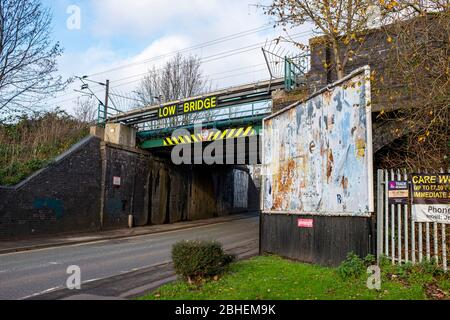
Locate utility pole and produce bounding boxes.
[104,80,110,122]
[77,76,111,124]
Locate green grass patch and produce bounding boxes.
[140,255,449,300]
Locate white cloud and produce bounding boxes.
[90,0,257,38]
[58,46,120,79]
[50,0,313,114]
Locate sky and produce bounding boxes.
[41,0,314,114]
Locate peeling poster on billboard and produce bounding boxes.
[262,66,373,216]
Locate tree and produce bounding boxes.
[136,53,208,105]
[378,0,449,169]
[263,0,383,79]
[73,97,97,124]
[0,0,64,117]
[135,53,211,126]
[265,1,449,169]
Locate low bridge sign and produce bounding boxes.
[159,97,218,119]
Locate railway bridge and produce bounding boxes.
[100,51,310,164]
[105,78,287,164]
[79,54,310,230]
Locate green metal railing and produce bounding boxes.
[136,101,270,149]
[97,103,124,127]
[136,100,271,135]
[284,52,310,92]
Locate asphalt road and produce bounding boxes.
[0,215,258,300]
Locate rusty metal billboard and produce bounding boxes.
[262,66,374,216]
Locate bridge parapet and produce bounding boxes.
[90,123,137,149]
[92,51,312,151]
[107,78,285,128]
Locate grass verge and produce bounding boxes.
[140,255,450,300]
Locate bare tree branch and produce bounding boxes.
[262,0,385,79]
[134,53,211,126]
[378,1,449,169]
[73,97,97,124]
[0,0,65,118]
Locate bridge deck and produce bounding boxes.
[107,78,285,126]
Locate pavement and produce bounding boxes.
[0,213,257,255]
[0,214,259,300]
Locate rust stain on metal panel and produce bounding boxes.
[273,159,296,210]
[341,176,349,195]
[326,149,334,183]
[323,89,333,105]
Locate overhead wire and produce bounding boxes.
[49,29,313,106]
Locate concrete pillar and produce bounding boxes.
[90,126,105,140]
[104,123,137,148]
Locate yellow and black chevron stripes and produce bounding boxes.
[163,126,257,147]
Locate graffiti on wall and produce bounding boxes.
[32,198,64,220]
[106,198,126,217]
[262,66,374,216]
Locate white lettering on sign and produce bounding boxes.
[113,176,121,186]
[298,219,314,228]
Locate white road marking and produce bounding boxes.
[16,260,173,300]
[19,286,61,300]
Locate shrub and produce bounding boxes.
[416,259,443,276]
[363,254,376,266]
[172,240,235,284]
[337,252,366,280]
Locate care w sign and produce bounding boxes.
[411,173,450,224]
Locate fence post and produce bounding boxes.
[397,170,402,263]
[384,170,389,257]
[390,169,395,265]
[433,222,439,264]
[424,169,431,262]
[417,169,423,263]
[411,196,416,264]
[377,170,384,263]
[403,170,409,263]
[419,222,423,263]
[443,224,447,272]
